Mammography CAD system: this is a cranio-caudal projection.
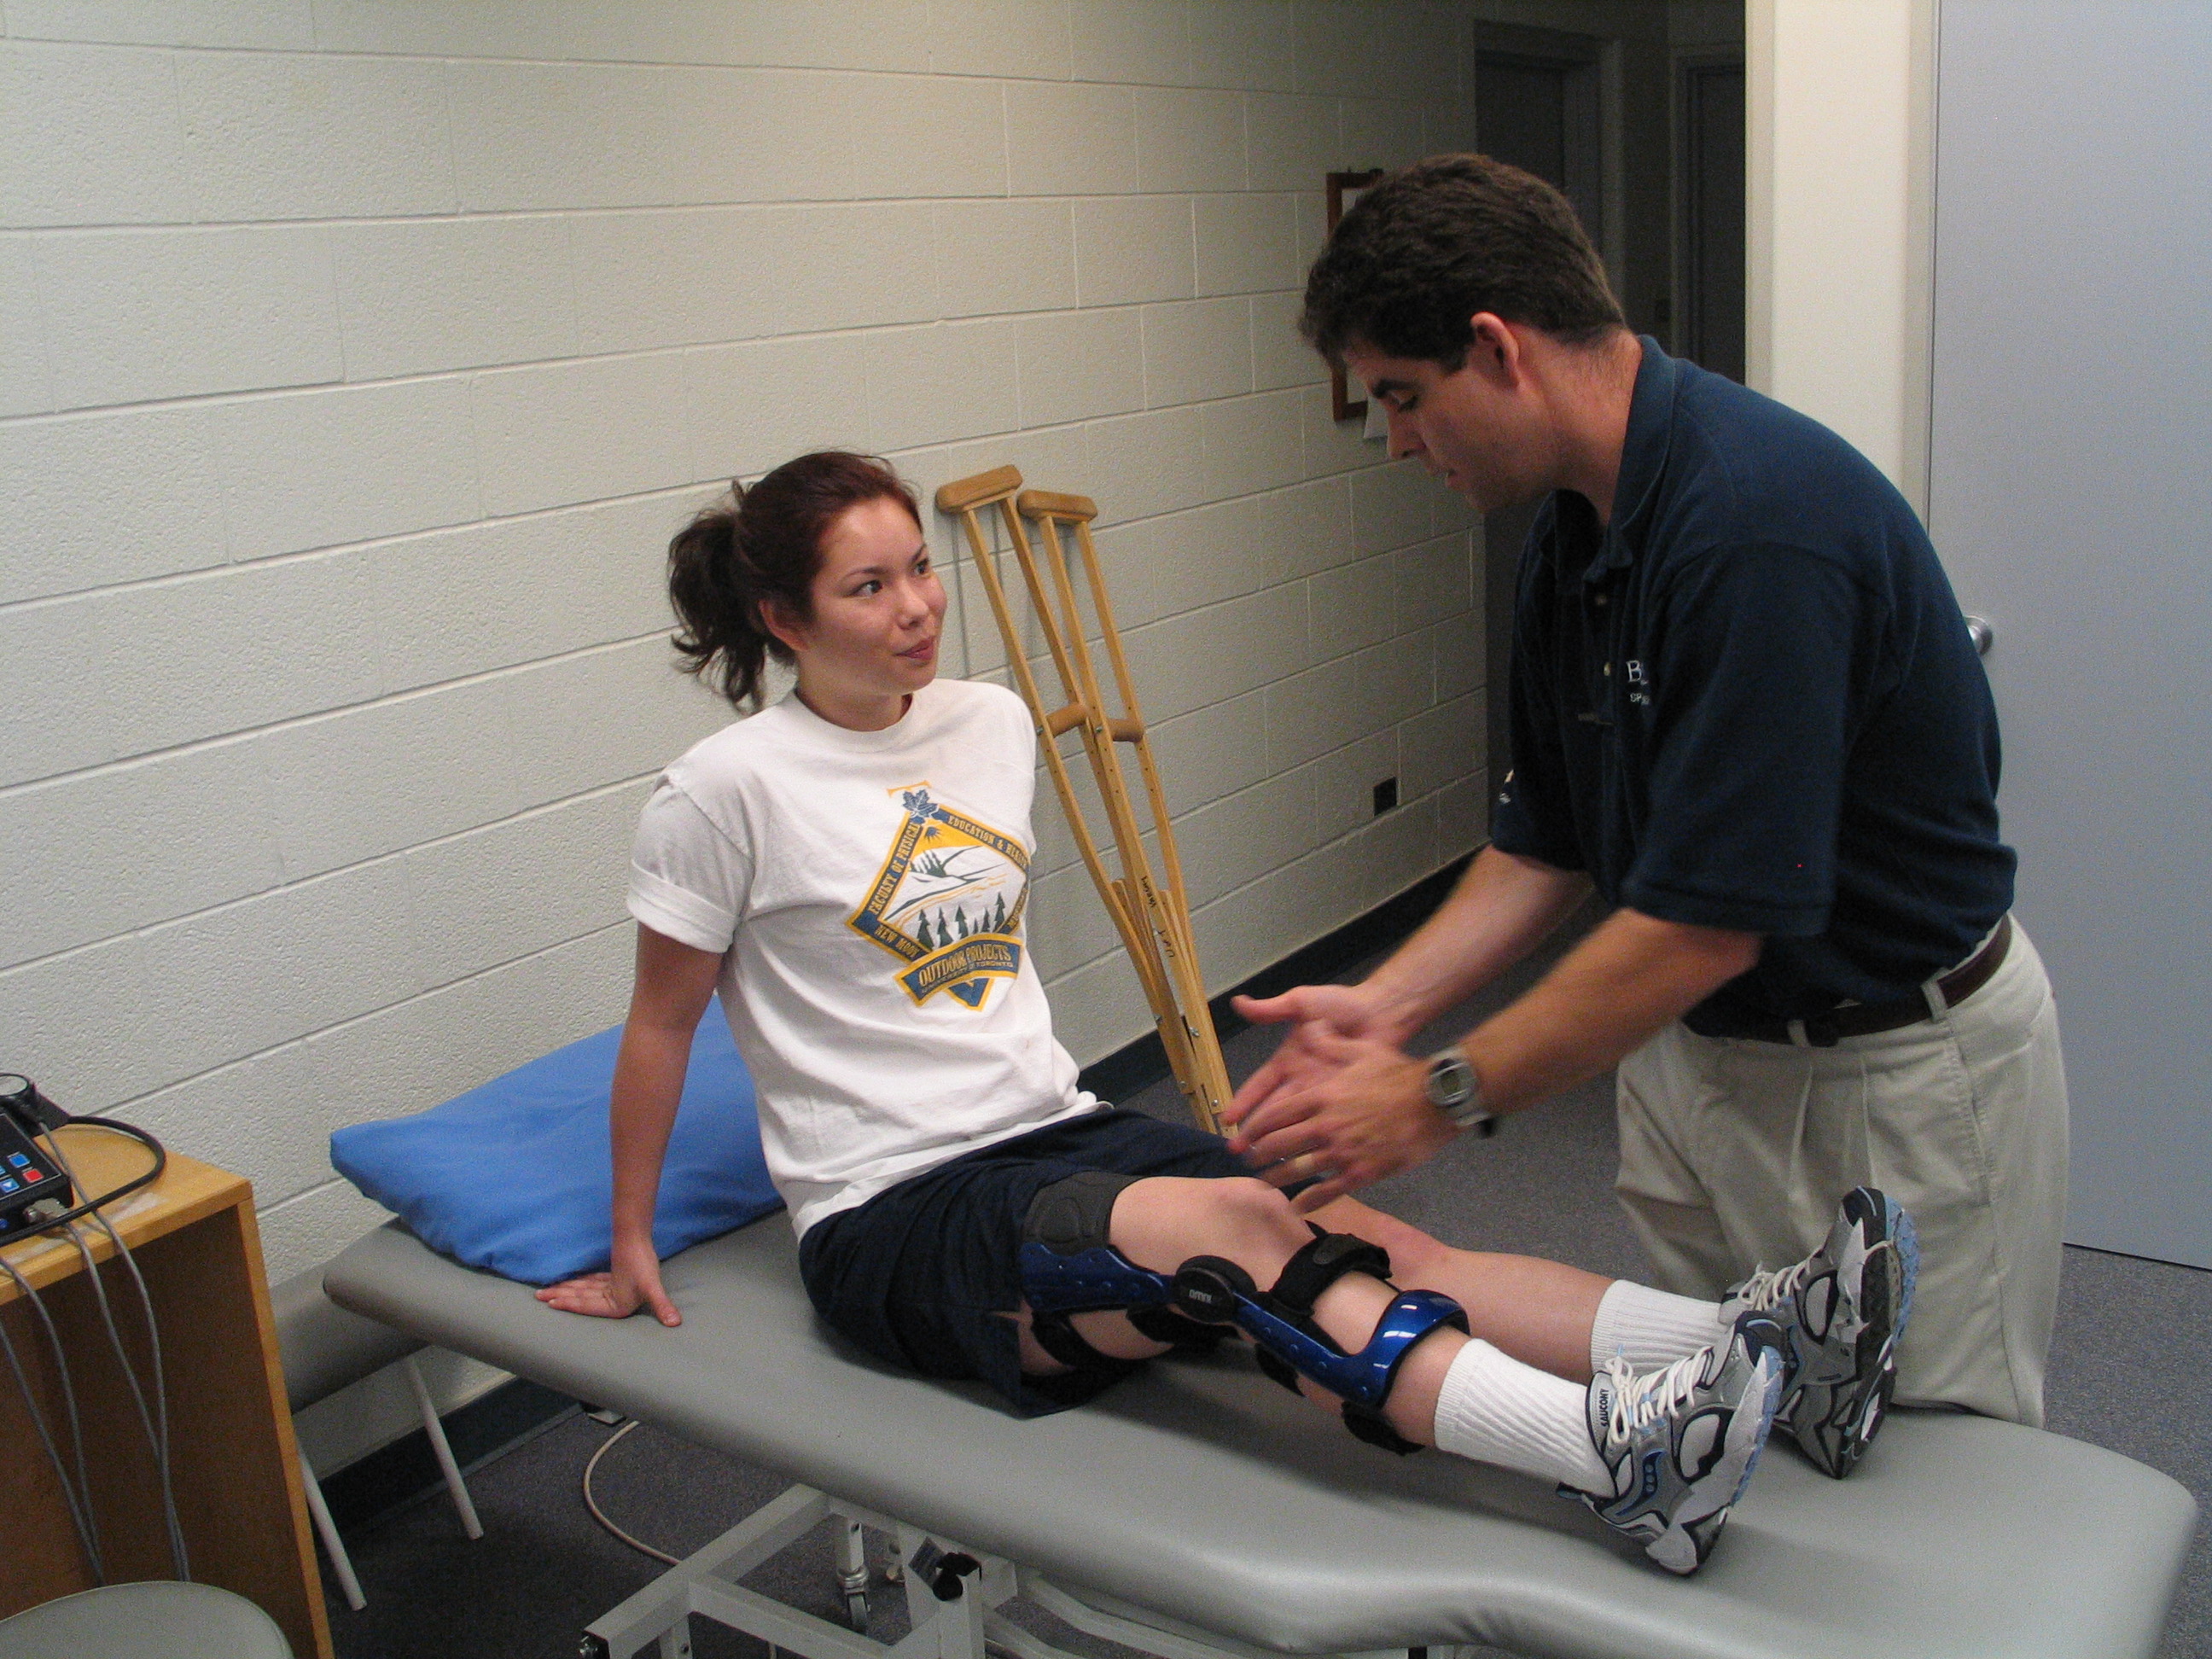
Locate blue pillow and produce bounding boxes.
[329,998,782,1284]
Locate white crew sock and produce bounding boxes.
[1587,1280,1732,1374]
[1430,1338,1610,1492]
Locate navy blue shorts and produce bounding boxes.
[796,1108,1249,1417]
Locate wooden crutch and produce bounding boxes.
[934,467,1234,1134]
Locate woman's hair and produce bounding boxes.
[667,450,922,709]
[1300,153,1624,367]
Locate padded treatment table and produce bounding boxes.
[328,1218,2196,1659]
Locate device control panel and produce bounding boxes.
[0,1113,72,1236]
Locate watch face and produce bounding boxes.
[1426,1054,1475,1109]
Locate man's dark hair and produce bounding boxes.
[1300,154,1626,367]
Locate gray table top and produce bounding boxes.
[327,1219,2196,1659]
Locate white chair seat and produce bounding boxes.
[0,1581,292,1659]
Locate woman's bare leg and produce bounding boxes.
[1307,1196,1610,1383]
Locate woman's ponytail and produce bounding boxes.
[667,486,775,708]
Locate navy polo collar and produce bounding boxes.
[1580,335,1679,585]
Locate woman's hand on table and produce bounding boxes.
[535,1238,681,1326]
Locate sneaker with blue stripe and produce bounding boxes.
[1723,1186,1919,1479]
[1562,1313,1788,1575]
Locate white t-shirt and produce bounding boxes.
[626,678,1096,1235]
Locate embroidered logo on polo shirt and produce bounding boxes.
[1626,659,1651,705]
[847,785,1029,1010]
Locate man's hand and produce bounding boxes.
[1226,1027,1454,1211]
[535,1238,682,1327]
[1231,982,1395,1042]
[1225,982,1407,1137]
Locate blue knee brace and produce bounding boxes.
[1168,1233,1468,1453]
[1017,1237,1179,1321]
[1017,1178,1465,1453]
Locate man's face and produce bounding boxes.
[1342,334,1551,515]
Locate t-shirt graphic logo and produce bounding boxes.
[847,785,1029,1010]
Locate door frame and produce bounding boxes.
[1472,20,1623,275]
[1670,47,1747,375]
[1744,0,1937,515]
[1470,20,1624,817]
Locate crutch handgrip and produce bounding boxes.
[1038,703,1137,742]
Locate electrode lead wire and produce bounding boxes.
[0,1251,105,1581]
[43,1122,189,1581]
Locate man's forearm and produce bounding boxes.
[1461,905,1760,1115]
[1363,846,1592,1038]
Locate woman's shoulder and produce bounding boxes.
[923,678,1034,760]
[661,699,814,795]
[929,675,1027,721]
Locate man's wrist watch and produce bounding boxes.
[1424,1045,1497,1138]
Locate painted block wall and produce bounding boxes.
[1,1,1489,1452]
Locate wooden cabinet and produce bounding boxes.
[0,1129,334,1659]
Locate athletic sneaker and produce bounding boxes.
[1562,1315,1788,1575]
[1722,1186,1920,1479]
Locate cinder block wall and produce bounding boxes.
[0,0,1486,1345]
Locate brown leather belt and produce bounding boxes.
[1693,915,2013,1047]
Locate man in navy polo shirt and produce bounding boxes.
[1226,154,2067,1432]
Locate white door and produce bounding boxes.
[1928,0,2212,1266]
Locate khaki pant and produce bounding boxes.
[1615,923,2069,1426]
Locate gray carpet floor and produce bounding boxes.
[326,926,2209,1658]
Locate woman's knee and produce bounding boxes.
[1179,1173,1311,1237]
[1110,1174,1310,1274]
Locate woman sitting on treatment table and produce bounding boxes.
[538,450,1918,1575]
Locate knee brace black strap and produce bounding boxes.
[1272,1227,1396,1316]
[1025,1307,1144,1379]
[1125,1303,1231,1352]
[1231,1226,1396,1393]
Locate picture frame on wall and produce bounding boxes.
[1325,169,1386,422]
